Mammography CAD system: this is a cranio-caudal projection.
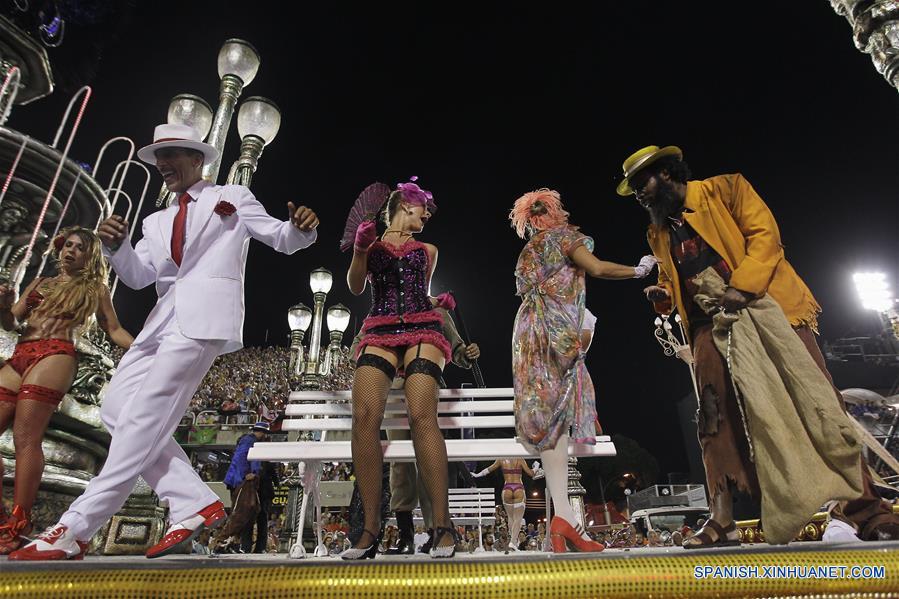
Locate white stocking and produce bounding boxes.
[507,502,526,542]
[540,434,590,541]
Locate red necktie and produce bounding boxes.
[171,192,191,267]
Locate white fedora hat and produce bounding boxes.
[136,123,220,165]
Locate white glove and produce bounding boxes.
[633,255,658,279]
[531,461,540,471]
[472,468,490,478]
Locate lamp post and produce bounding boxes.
[203,39,260,183]
[322,303,351,376]
[227,96,281,187]
[287,271,354,391]
[567,457,588,528]
[597,477,612,527]
[168,93,214,138]
[303,267,334,389]
[287,303,313,378]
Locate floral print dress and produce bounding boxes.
[512,225,598,451]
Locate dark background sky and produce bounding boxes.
[8,2,899,481]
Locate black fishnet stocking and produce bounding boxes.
[349,363,391,549]
[404,370,453,548]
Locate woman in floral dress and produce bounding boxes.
[510,188,656,552]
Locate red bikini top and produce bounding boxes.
[24,279,75,320]
[24,287,44,316]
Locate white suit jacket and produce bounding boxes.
[105,182,316,353]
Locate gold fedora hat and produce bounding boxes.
[616,145,683,196]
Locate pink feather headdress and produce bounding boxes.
[509,188,569,239]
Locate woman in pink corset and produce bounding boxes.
[342,177,459,559]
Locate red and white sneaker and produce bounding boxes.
[146,500,226,559]
[8,524,89,561]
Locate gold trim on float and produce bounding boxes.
[2,548,899,599]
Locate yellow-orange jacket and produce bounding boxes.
[647,173,820,339]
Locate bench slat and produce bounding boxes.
[390,517,496,525]
[288,387,514,402]
[446,495,495,501]
[285,400,514,416]
[248,437,616,462]
[282,415,514,431]
[447,493,494,499]
[439,518,493,524]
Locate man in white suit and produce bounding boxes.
[11,124,319,560]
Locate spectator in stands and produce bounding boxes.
[252,460,280,553]
[380,525,399,553]
[223,422,271,552]
[517,531,528,550]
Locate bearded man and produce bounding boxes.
[618,145,899,546]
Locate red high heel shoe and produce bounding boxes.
[550,516,604,553]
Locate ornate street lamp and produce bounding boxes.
[203,39,260,183]
[321,303,351,376]
[287,303,313,377]
[168,93,214,136]
[155,39,267,209]
[303,267,334,389]
[227,96,281,187]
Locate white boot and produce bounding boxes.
[822,518,862,544]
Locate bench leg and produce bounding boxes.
[289,490,310,559]
[544,494,553,551]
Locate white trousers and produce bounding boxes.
[60,294,223,540]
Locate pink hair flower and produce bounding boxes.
[397,176,437,213]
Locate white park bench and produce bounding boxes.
[248,387,616,557]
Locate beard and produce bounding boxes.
[643,181,685,226]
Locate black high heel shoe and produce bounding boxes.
[386,511,415,555]
[340,529,379,560]
[385,533,415,555]
[429,526,461,559]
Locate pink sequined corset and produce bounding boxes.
[366,240,433,317]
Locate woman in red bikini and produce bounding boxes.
[471,458,538,551]
[342,177,460,560]
[0,226,132,554]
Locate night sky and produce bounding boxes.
[9,2,899,480]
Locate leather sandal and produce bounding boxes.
[683,519,740,549]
